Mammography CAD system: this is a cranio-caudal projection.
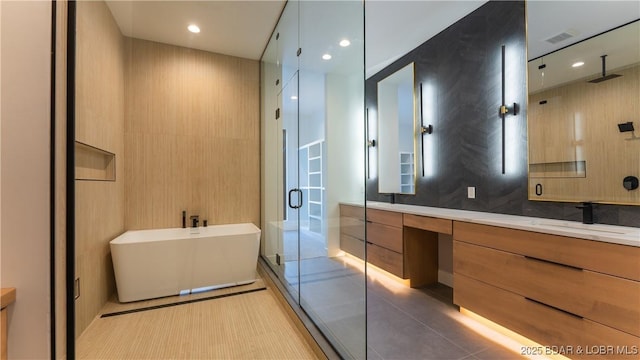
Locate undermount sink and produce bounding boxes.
[530,221,630,235]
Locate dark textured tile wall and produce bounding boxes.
[366,1,640,227]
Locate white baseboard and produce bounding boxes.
[438,270,453,288]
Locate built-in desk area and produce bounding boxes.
[340,202,640,359]
[339,203,450,288]
[1,288,16,360]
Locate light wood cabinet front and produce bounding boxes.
[453,221,640,358]
[367,243,404,278]
[1,308,6,360]
[454,221,640,281]
[366,209,404,277]
[366,222,403,253]
[403,214,452,234]
[455,241,640,337]
[455,274,640,360]
[339,204,365,260]
[366,208,402,227]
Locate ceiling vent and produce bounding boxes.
[544,32,574,44]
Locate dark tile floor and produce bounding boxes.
[281,255,529,360]
[366,276,525,360]
[271,224,529,360]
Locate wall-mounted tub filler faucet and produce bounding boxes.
[190,215,199,228]
[182,210,186,228]
[576,202,594,224]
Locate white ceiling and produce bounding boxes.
[526,0,639,61]
[106,1,286,60]
[528,21,639,94]
[105,1,639,78]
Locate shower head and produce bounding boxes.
[588,54,621,83]
[589,73,622,83]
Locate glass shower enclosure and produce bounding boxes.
[260,1,366,358]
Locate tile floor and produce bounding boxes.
[366,277,525,360]
[274,254,530,359]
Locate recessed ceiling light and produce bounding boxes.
[322,54,332,60]
[339,39,351,47]
[290,95,298,100]
[188,24,200,34]
[572,61,584,68]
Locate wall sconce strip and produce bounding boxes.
[499,45,518,174]
[366,108,371,179]
[420,83,425,177]
[419,83,433,177]
[501,45,506,174]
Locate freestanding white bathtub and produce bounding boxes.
[110,223,261,303]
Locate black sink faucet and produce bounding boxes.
[576,202,594,224]
[190,215,199,228]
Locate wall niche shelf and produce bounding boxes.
[529,160,586,179]
[75,141,116,181]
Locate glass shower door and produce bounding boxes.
[279,72,301,298]
[260,1,366,358]
[261,1,299,289]
[297,1,366,358]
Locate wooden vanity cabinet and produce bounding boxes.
[339,204,366,260]
[339,205,405,277]
[453,221,640,359]
[339,205,444,286]
[366,208,404,278]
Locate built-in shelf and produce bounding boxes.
[400,152,414,193]
[300,140,324,234]
[529,160,586,178]
[75,141,116,181]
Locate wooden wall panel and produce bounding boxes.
[75,0,125,337]
[124,38,260,230]
[55,1,68,356]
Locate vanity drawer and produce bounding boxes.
[454,274,640,360]
[340,204,364,220]
[367,243,404,278]
[340,234,364,260]
[367,208,403,227]
[340,216,365,240]
[454,241,640,337]
[403,214,452,234]
[366,222,403,253]
[453,221,640,281]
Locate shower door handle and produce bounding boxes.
[288,188,303,209]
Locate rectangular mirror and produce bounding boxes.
[377,62,417,194]
[527,3,639,205]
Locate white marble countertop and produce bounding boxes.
[357,201,640,247]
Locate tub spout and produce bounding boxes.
[190,215,199,228]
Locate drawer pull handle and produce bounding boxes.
[524,256,583,271]
[525,297,583,319]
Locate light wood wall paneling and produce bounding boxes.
[54,0,68,356]
[124,38,260,230]
[75,0,125,337]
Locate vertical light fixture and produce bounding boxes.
[366,108,378,179]
[419,83,433,177]
[499,45,518,174]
